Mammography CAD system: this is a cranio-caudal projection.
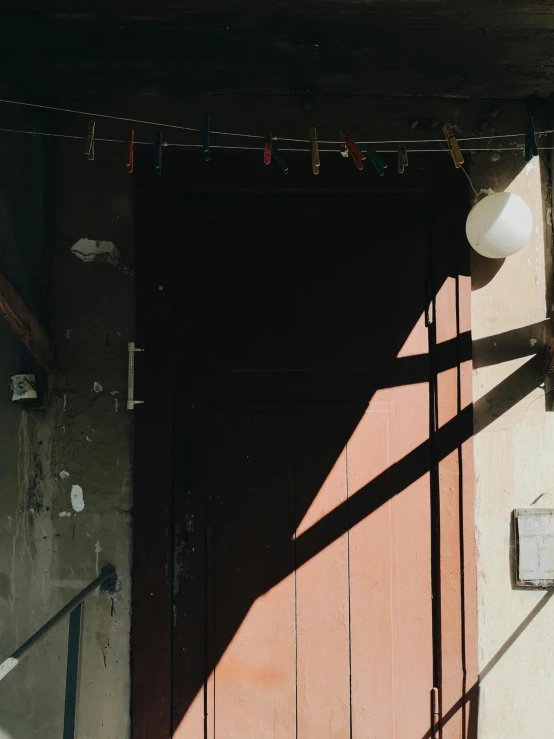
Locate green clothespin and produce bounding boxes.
[361,144,387,176]
[525,115,538,162]
[271,140,289,175]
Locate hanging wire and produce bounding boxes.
[1,126,553,156]
[0,96,552,146]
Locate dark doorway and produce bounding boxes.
[132,153,476,739]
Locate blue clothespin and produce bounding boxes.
[203,114,211,162]
[154,132,164,175]
[271,140,288,175]
[525,115,538,162]
[361,144,387,176]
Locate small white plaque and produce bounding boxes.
[515,509,554,587]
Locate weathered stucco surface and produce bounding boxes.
[0,96,552,738]
[0,141,134,739]
[471,148,554,737]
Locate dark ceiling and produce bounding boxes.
[2,1,554,101]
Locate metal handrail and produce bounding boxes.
[0,564,116,738]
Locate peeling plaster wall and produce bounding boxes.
[0,140,134,739]
[471,148,554,737]
[0,95,552,739]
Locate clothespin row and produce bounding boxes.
[525,114,538,162]
[264,133,288,174]
[443,124,464,168]
[398,143,408,174]
[84,120,95,160]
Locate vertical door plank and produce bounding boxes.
[348,395,395,738]
[133,179,174,739]
[388,383,434,738]
[432,177,476,738]
[349,384,434,738]
[173,402,209,739]
[213,410,296,738]
[434,274,464,737]
[295,408,350,739]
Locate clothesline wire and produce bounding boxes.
[1,126,553,154]
[0,97,552,145]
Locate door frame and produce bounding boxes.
[131,156,477,739]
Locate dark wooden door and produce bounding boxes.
[133,155,476,739]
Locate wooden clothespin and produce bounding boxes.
[271,139,288,175]
[203,114,211,162]
[525,115,538,162]
[154,131,164,175]
[84,120,95,160]
[361,144,387,176]
[398,143,408,174]
[126,129,134,174]
[264,133,273,165]
[443,124,464,168]
[339,129,366,171]
[310,127,320,175]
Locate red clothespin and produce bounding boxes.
[339,129,366,171]
[84,120,95,160]
[264,133,273,165]
[126,129,134,174]
[398,143,408,174]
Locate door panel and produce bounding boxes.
[171,193,433,738]
[295,408,350,739]
[134,164,475,739]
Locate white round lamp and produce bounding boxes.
[466,192,533,259]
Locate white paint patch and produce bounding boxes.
[530,338,538,347]
[114,397,119,412]
[59,469,70,479]
[65,328,72,339]
[93,382,103,393]
[59,511,72,518]
[70,238,121,266]
[70,485,85,513]
[110,390,119,395]
[86,435,92,443]
[95,541,102,575]
[0,657,19,680]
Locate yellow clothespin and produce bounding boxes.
[443,124,464,168]
[310,127,320,175]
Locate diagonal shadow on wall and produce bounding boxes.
[134,156,547,738]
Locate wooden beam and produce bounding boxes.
[0,270,54,373]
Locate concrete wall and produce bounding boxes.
[471,147,554,737]
[0,95,552,739]
[0,139,134,739]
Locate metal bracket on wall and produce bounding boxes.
[127,342,144,410]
